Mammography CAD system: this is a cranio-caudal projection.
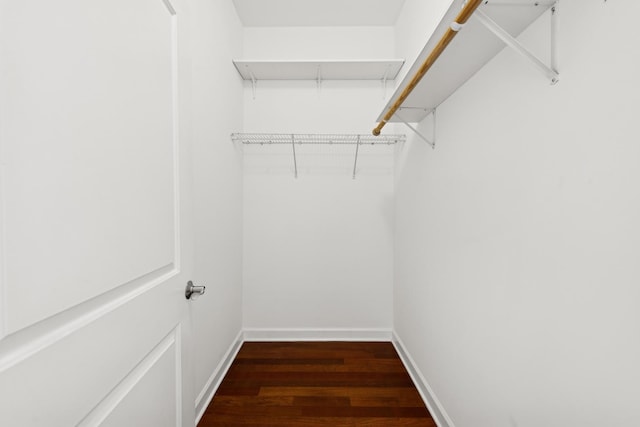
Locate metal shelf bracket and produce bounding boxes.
[243,64,259,99]
[473,3,559,84]
[381,64,392,99]
[233,133,405,178]
[291,134,298,179]
[352,135,361,179]
[394,109,436,149]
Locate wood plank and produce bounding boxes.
[198,342,433,427]
[199,414,437,427]
[228,358,406,373]
[211,396,295,407]
[258,387,423,399]
[208,405,430,417]
[221,373,414,388]
[350,395,427,408]
[292,397,351,407]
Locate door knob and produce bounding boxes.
[185,281,206,300]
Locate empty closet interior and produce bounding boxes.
[5,1,638,425]
[195,1,640,426]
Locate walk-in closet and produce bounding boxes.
[1,1,638,426]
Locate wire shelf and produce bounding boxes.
[231,133,405,145]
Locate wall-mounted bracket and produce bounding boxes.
[394,109,436,149]
[352,135,361,179]
[550,3,558,73]
[381,64,392,100]
[473,4,559,84]
[233,133,405,178]
[248,68,258,99]
[291,134,298,179]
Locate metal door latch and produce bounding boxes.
[185,281,206,300]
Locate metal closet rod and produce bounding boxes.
[372,0,484,136]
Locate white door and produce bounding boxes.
[0,0,197,425]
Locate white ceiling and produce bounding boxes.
[232,0,407,27]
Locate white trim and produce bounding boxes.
[77,328,179,426]
[0,265,178,373]
[194,330,244,424]
[242,328,393,342]
[0,163,7,340]
[175,324,183,427]
[170,3,181,272]
[392,331,455,427]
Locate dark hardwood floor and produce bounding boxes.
[198,341,436,427]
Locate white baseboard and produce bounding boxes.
[194,330,244,424]
[392,331,455,427]
[242,328,393,342]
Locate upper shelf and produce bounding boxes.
[377,0,556,123]
[233,59,405,81]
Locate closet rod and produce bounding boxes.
[372,0,483,136]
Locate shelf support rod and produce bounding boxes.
[394,110,435,149]
[550,2,558,74]
[352,135,361,179]
[248,69,258,100]
[291,134,298,179]
[381,65,391,100]
[473,8,559,84]
[372,0,484,136]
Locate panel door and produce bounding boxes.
[0,0,196,425]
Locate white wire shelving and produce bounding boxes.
[232,133,405,179]
[231,133,405,146]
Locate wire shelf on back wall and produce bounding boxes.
[232,133,405,179]
[231,133,405,145]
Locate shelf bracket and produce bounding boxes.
[248,68,258,100]
[352,135,361,179]
[550,3,558,74]
[381,65,391,100]
[291,134,298,179]
[473,5,559,84]
[394,109,436,149]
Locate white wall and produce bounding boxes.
[189,0,244,414]
[242,27,395,334]
[393,0,450,85]
[243,26,394,59]
[394,1,640,427]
